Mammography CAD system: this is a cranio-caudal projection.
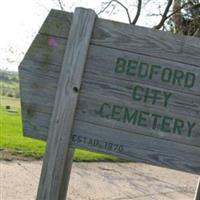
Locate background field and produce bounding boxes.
[0,70,117,161]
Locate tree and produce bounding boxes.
[56,0,199,37]
[171,0,200,36]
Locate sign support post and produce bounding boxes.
[194,178,200,200]
[19,7,200,200]
[36,8,96,200]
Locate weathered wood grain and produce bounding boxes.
[39,10,72,38]
[20,66,200,145]
[39,9,200,67]
[71,120,200,174]
[36,8,96,200]
[19,8,200,174]
[75,96,200,146]
[81,74,200,118]
[21,38,200,95]
[20,80,200,146]
[20,75,200,120]
[20,46,200,144]
[19,43,200,117]
[22,34,66,66]
[20,86,200,147]
[85,45,200,95]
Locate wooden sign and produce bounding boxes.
[19,7,200,182]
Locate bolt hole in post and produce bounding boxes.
[73,86,79,93]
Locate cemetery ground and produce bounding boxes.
[0,95,116,161]
[0,95,199,200]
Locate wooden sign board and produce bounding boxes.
[19,8,200,175]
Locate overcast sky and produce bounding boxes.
[0,0,164,71]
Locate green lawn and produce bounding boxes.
[0,96,117,161]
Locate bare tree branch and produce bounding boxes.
[98,0,132,24]
[193,28,200,37]
[153,1,200,30]
[98,1,113,15]
[154,0,173,29]
[109,3,117,15]
[131,0,142,24]
[165,2,190,20]
[58,0,64,11]
[166,2,200,22]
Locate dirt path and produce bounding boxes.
[0,160,199,200]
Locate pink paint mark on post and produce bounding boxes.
[48,37,58,47]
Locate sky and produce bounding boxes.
[0,0,164,71]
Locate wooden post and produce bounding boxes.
[36,8,96,200]
[194,178,200,200]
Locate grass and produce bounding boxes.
[0,96,118,161]
[0,96,45,159]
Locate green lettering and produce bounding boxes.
[127,60,138,76]
[137,111,149,127]
[163,92,172,107]
[172,70,184,86]
[161,68,172,83]
[71,135,77,143]
[111,105,122,121]
[123,108,138,124]
[115,58,126,73]
[144,88,161,105]
[161,116,173,133]
[99,103,110,119]
[149,65,161,80]
[76,136,83,143]
[82,136,88,144]
[88,138,93,145]
[184,72,196,88]
[132,85,143,101]
[187,121,195,137]
[173,119,184,135]
[94,139,99,147]
[152,114,162,129]
[138,62,149,78]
